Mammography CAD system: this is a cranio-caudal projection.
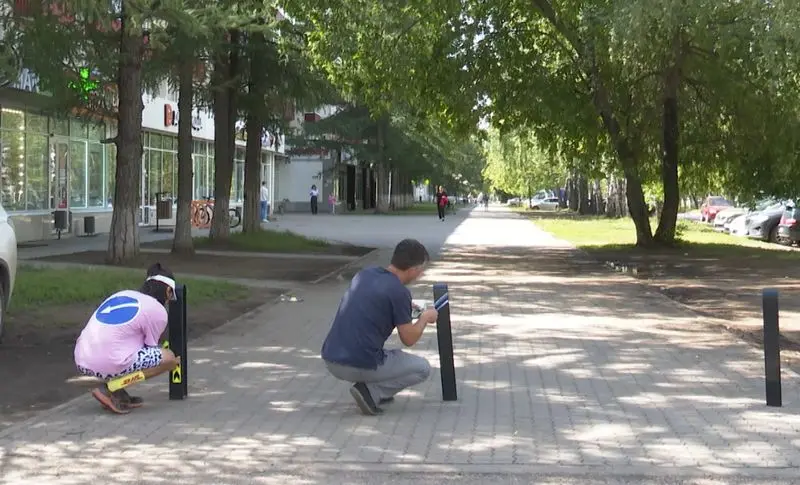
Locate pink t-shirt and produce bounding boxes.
[74,289,168,376]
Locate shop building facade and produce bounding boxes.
[0,74,283,242]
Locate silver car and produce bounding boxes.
[531,197,560,211]
[0,203,18,342]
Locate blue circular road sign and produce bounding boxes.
[95,295,140,325]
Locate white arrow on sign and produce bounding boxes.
[99,302,139,314]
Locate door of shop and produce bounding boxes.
[50,138,70,234]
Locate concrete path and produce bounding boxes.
[1,206,799,484]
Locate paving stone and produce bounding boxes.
[2,207,800,484]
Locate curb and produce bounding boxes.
[310,247,382,284]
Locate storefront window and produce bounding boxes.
[150,133,163,150]
[88,123,104,141]
[0,109,116,212]
[105,143,116,206]
[51,118,68,137]
[26,113,47,134]
[70,119,88,139]
[1,108,24,130]
[145,150,160,205]
[0,108,26,210]
[232,147,244,202]
[25,134,49,210]
[69,141,87,208]
[87,142,104,207]
[161,150,175,197]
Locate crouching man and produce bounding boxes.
[74,263,182,414]
[321,238,438,415]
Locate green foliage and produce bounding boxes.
[286,0,475,131]
[290,103,486,193]
[483,128,566,196]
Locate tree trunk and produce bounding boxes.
[209,30,238,241]
[655,37,683,245]
[582,39,653,245]
[106,9,144,264]
[606,174,629,218]
[577,175,590,214]
[555,186,566,208]
[623,171,651,245]
[172,55,195,255]
[374,117,390,213]
[567,174,578,211]
[242,33,267,233]
[592,179,603,215]
[242,119,263,232]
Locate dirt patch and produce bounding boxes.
[587,247,800,367]
[32,251,351,282]
[0,287,277,431]
[140,239,374,257]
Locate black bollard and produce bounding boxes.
[433,283,457,401]
[762,288,781,407]
[167,284,189,400]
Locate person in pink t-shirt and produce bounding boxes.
[74,263,181,414]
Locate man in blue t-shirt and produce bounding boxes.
[321,238,438,415]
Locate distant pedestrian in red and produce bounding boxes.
[435,186,448,222]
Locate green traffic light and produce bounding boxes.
[70,67,99,100]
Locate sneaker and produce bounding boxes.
[113,389,144,408]
[349,382,383,416]
[91,386,130,415]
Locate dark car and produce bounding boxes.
[744,202,786,242]
[777,206,800,245]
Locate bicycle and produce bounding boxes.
[191,196,241,229]
[277,198,290,215]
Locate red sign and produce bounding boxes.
[164,104,177,127]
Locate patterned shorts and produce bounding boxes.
[77,346,163,380]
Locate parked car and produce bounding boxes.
[0,204,17,343]
[726,213,749,236]
[716,198,777,232]
[506,197,521,207]
[713,207,747,231]
[744,201,786,242]
[531,197,560,211]
[777,205,800,245]
[700,196,733,223]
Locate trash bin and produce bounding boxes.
[84,216,96,235]
[53,210,68,231]
[157,199,173,219]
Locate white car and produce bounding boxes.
[712,208,747,231]
[531,197,560,211]
[0,204,17,342]
[727,213,749,236]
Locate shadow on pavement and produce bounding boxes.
[2,226,799,482]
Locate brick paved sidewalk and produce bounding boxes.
[1,207,799,484]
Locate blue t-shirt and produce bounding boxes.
[321,266,413,369]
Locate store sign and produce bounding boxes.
[164,104,202,131]
[10,68,40,93]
